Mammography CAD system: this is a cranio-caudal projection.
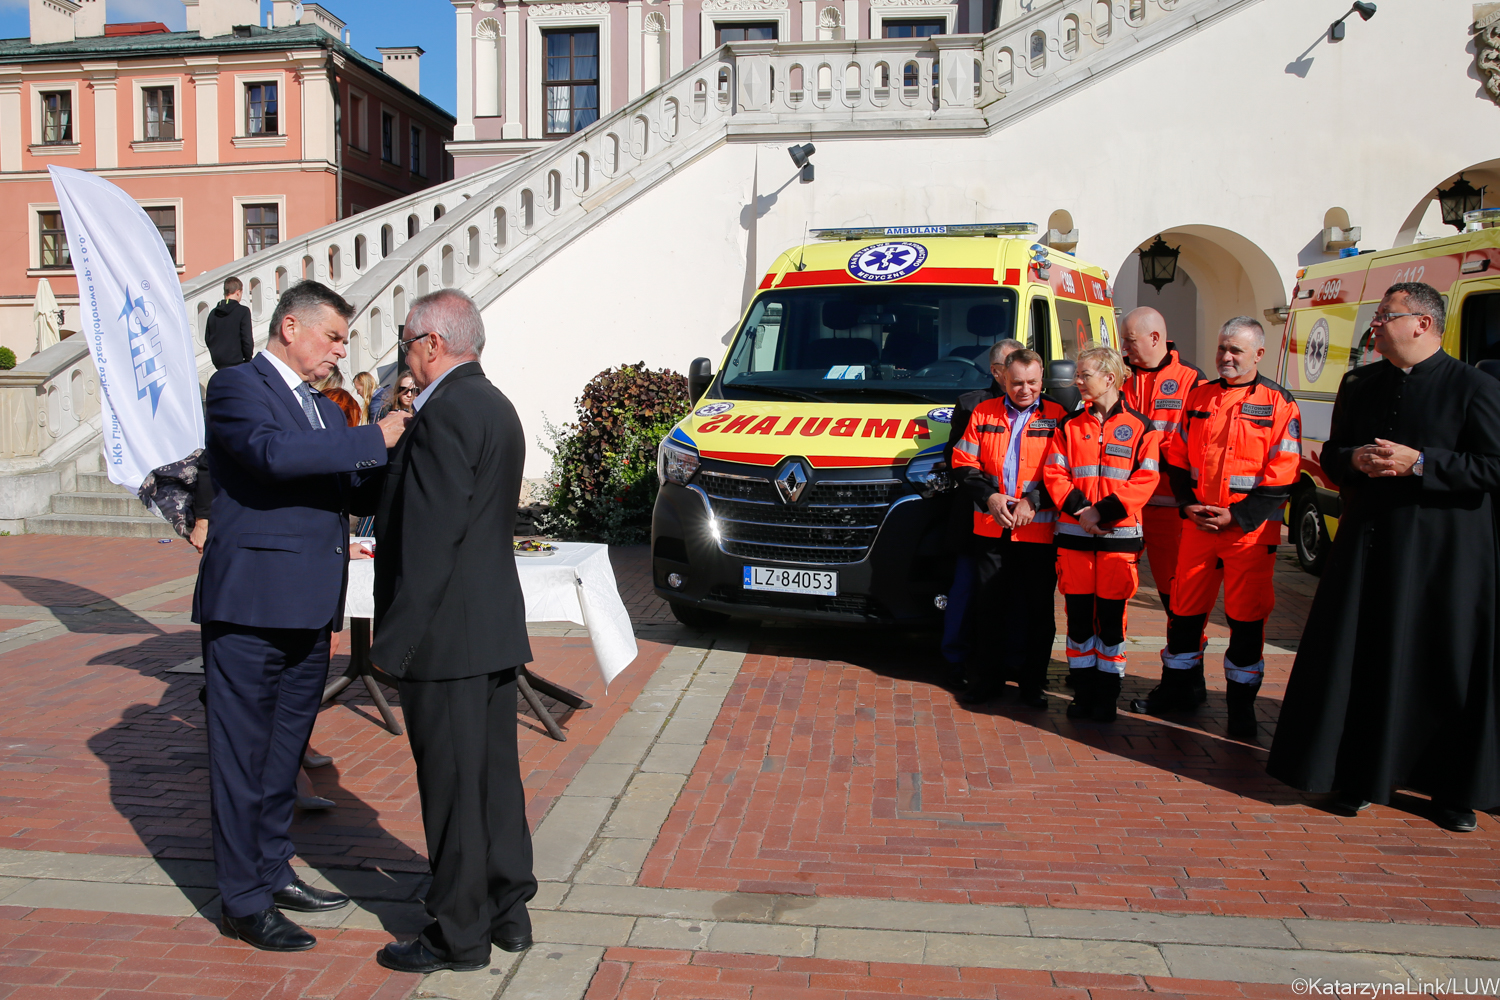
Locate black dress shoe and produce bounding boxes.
[224,907,316,952]
[1014,689,1049,709]
[956,687,1001,707]
[376,938,487,974]
[1328,793,1371,817]
[1431,804,1478,833]
[493,932,533,953]
[272,878,350,913]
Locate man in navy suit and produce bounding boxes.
[193,281,410,952]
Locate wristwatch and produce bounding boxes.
[1413,451,1424,477]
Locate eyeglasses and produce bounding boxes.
[1369,311,1425,326]
[398,332,434,354]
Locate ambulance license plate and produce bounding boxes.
[743,566,838,596]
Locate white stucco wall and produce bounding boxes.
[481,0,1497,475]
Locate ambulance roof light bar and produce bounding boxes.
[809,223,1039,241]
[1464,208,1500,231]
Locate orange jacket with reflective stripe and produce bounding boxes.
[951,395,1070,542]
[1042,401,1163,552]
[1123,347,1206,506]
[1162,374,1302,543]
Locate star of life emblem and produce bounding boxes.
[848,242,928,282]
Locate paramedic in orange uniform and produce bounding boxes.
[1144,317,1301,740]
[1119,307,1208,709]
[950,348,1070,707]
[1042,346,1162,723]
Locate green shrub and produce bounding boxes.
[539,363,691,544]
[0,347,15,370]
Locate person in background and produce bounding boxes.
[316,367,363,428]
[950,347,1068,706]
[1118,307,1208,713]
[1148,318,1299,740]
[1042,346,1162,723]
[1269,282,1500,832]
[389,372,418,415]
[353,371,378,424]
[205,277,254,370]
[940,337,1026,671]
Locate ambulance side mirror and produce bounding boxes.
[689,357,714,403]
[1046,359,1081,410]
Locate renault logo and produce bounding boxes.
[775,461,809,503]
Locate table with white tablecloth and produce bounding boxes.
[333,540,639,739]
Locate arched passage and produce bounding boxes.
[1394,157,1500,246]
[1113,224,1286,370]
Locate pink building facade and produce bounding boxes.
[0,0,454,361]
[445,0,987,174]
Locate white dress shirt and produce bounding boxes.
[259,350,325,429]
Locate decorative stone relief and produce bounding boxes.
[870,0,952,6]
[526,1,609,13]
[1476,3,1500,105]
[702,0,788,11]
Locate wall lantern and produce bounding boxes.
[1328,1,1375,41]
[1438,174,1485,230]
[1138,235,1180,293]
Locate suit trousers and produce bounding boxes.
[203,621,330,918]
[964,537,1057,697]
[399,669,537,964]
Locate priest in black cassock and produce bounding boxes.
[1267,282,1500,833]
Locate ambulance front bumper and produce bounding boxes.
[650,475,952,626]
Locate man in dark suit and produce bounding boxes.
[205,277,255,369]
[371,288,535,974]
[194,281,411,952]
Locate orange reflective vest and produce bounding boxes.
[1162,374,1302,543]
[951,395,1070,543]
[1042,401,1162,552]
[1123,347,1206,507]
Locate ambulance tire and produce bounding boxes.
[669,601,731,629]
[1292,489,1330,576]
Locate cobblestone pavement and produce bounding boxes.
[1,535,1498,999]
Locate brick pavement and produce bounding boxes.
[581,947,1300,999]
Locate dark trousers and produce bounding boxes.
[941,555,979,665]
[964,537,1057,696]
[399,668,537,964]
[203,621,329,918]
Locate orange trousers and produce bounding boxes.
[1057,549,1138,675]
[1141,505,1185,606]
[1056,548,1140,601]
[1172,524,1277,621]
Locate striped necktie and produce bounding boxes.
[294,383,324,429]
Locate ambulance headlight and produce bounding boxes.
[658,438,700,486]
[905,452,950,492]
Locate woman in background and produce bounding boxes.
[316,367,363,427]
[352,371,378,424]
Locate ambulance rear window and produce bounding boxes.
[721,285,1018,403]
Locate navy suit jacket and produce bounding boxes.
[192,353,389,631]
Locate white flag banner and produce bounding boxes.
[49,165,203,493]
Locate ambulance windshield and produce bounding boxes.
[721,286,1019,403]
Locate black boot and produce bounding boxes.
[1225,680,1261,740]
[1092,672,1121,723]
[1130,668,1196,715]
[1186,662,1208,707]
[1065,668,1096,719]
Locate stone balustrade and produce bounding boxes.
[0,337,102,528]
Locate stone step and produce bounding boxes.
[50,491,146,516]
[24,512,176,538]
[76,472,130,494]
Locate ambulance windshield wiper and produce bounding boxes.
[732,384,828,403]
[816,386,941,403]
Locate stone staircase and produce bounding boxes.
[24,472,173,539]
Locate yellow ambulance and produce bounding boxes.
[652,223,1118,627]
[1277,212,1500,573]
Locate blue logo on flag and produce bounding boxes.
[121,290,167,416]
[1113,425,1133,442]
[848,242,928,282]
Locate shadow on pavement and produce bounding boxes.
[1,574,164,634]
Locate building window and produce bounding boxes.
[714,22,777,43]
[543,28,599,136]
[382,111,396,162]
[244,203,279,255]
[246,83,278,135]
[40,91,72,144]
[145,207,177,263]
[348,93,364,149]
[143,86,175,141]
[883,18,944,37]
[38,210,70,268]
[410,125,423,176]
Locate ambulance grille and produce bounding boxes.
[698,474,903,565]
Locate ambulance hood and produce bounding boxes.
[672,400,951,469]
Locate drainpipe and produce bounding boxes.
[327,50,344,220]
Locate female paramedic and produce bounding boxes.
[1042,346,1163,722]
